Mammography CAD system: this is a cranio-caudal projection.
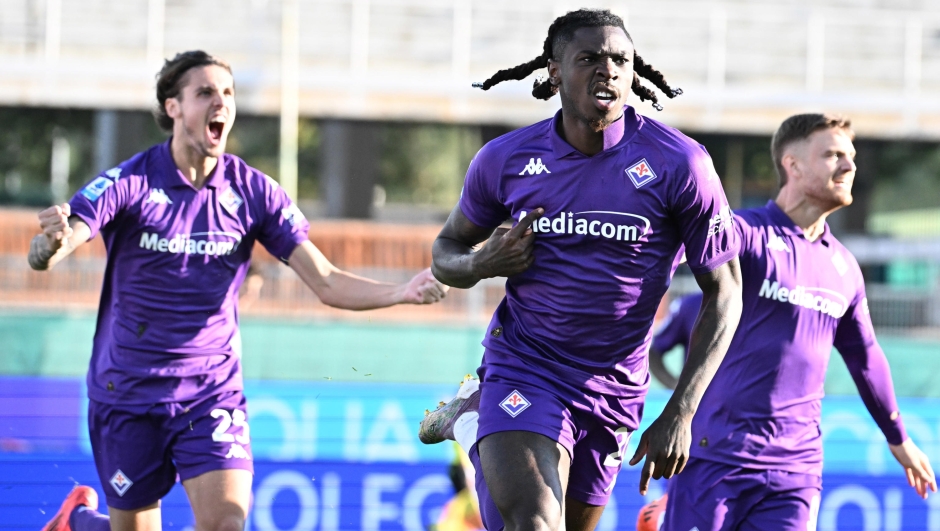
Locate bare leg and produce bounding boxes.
[565,499,606,531]
[183,469,252,531]
[106,502,161,531]
[478,431,570,531]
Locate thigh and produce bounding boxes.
[183,469,253,531]
[739,472,821,531]
[107,502,161,531]
[478,431,571,531]
[88,400,177,511]
[662,458,761,531]
[171,391,254,482]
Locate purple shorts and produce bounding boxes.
[663,457,821,531]
[88,390,253,510]
[468,348,643,530]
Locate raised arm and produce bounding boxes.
[630,257,743,494]
[288,240,447,311]
[431,205,543,288]
[28,203,92,271]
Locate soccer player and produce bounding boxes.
[648,291,703,390]
[421,9,744,531]
[33,50,447,531]
[662,114,938,531]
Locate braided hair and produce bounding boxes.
[474,9,681,110]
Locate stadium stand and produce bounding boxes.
[1,0,940,137]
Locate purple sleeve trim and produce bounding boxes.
[686,246,738,276]
[840,340,908,445]
[458,196,505,229]
[69,207,101,240]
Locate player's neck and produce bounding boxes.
[170,137,219,189]
[557,107,622,156]
[774,192,838,242]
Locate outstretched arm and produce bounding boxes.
[630,257,743,494]
[288,240,447,311]
[28,203,92,271]
[648,347,679,390]
[840,341,937,498]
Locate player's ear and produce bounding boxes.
[547,58,561,86]
[781,152,801,183]
[165,97,181,120]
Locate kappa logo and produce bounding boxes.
[500,390,531,417]
[219,187,243,215]
[225,443,251,459]
[519,158,551,175]
[109,469,133,497]
[80,176,114,202]
[146,188,173,205]
[767,230,791,253]
[105,167,122,179]
[626,158,658,188]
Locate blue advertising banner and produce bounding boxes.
[2,377,939,530]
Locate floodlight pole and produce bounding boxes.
[279,0,300,201]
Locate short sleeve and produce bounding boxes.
[256,175,311,263]
[457,145,510,228]
[69,171,128,239]
[669,145,740,275]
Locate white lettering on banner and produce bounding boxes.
[254,470,318,531]
[519,210,650,243]
[249,398,317,461]
[819,485,899,531]
[596,493,618,531]
[139,231,240,256]
[362,474,403,531]
[757,279,848,318]
[344,401,419,463]
[320,473,342,531]
[402,475,453,531]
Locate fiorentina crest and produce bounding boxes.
[500,390,531,417]
[626,158,658,188]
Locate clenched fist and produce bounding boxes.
[37,203,74,254]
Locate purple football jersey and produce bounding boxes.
[69,140,310,404]
[690,201,906,475]
[459,106,739,397]
[651,292,702,358]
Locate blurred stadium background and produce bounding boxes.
[2,0,940,529]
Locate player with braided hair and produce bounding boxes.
[473,9,682,110]
[421,8,743,531]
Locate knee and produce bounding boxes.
[498,500,563,531]
[199,515,245,531]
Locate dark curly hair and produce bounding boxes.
[474,9,681,110]
[153,50,233,132]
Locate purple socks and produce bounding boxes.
[70,505,111,531]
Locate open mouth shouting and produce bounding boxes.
[206,116,227,146]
